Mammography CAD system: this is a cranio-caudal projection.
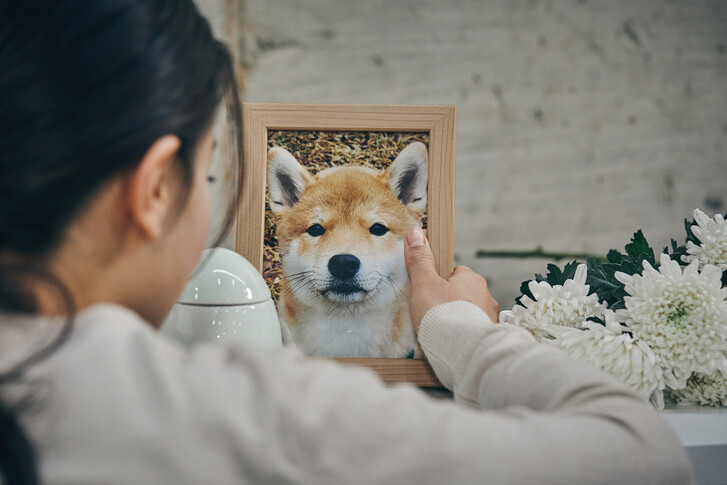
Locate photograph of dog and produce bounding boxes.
[265,132,428,358]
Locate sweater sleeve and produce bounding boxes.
[177,301,692,485]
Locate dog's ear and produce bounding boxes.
[268,147,313,213]
[385,142,428,212]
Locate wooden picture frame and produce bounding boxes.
[236,103,456,387]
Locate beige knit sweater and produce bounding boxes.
[0,302,691,484]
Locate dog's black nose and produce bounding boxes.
[328,254,361,280]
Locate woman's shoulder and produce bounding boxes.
[3,303,303,437]
[62,303,185,360]
[52,303,287,393]
[9,304,324,482]
[48,303,374,419]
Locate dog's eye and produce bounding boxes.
[369,223,389,236]
[306,224,325,237]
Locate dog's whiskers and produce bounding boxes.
[345,304,356,320]
[374,271,401,295]
[283,270,315,279]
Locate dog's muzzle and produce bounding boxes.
[325,254,366,298]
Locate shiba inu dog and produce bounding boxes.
[267,142,428,358]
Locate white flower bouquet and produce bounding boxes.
[501,209,727,409]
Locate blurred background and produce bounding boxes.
[196,0,726,309]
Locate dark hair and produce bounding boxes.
[0,1,243,483]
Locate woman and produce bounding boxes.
[0,1,691,484]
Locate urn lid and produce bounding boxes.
[177,248,271,305]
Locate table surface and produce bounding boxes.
[660,405,727,447]
[659,406,727,485]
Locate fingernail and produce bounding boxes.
[408,227,426,248]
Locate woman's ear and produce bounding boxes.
[126,135,182,240]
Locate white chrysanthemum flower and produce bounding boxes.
[544,311,665,408]
[503,264,605,339]
[670,370,727,407]
[683,209,727,270]
[615,253,727,389]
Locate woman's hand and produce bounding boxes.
[404,227,500,331]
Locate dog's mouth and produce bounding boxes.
[320,282,368,302]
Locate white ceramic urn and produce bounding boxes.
[160,248,282,350]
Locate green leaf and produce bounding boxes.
[667,239,688,266]
[606,250,622,264]
[585,260,626,309]
[587,315,605,325]
[684,217,700,246]
[582,230,661,309]
[541,261,580,286]
[560,261,581,281]
[545,264,563,285]
[619,259,644,276]
[625,230,655,266]
[514,278,536,307]
[514,261,580,307]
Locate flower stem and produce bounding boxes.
[475,247,606,262]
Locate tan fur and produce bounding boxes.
[391,307,404,344]
[275,167,418,247]
[279,277,299,327]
